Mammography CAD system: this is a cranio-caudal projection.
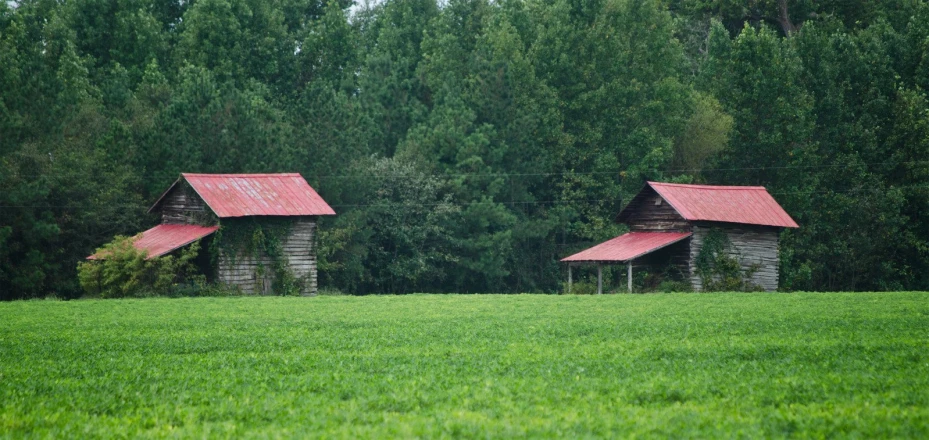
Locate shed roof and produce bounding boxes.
[561,231,692,263]
[150,173,336,218]
[618,182,798,228]
[87,224,219,260]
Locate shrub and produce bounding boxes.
[562,281,599,295]
[657,280,693,293]
[77,236,204,298]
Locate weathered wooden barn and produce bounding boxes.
[91,173,335,295]
[561,182,798,293]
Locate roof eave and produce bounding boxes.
[643,181,690,221]
[183,176,223,217]
[86,225,219,260]
[560,232,693,263]
[143,227,219,259]
[147,176,184,214]
[215,211,336,219]
[689,218,800,229]
[616,182,687,224]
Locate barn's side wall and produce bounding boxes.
[621,187,690,232]
[159,182,213,225]
[283,217,318,296]
[688,224,780,292]
[216,217,318,296]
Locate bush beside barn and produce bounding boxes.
[86,173,335,296]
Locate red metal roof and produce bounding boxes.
[643,182,798,228]
[87,224,218,260]
[159,173,336,218]
[561,231,692,263]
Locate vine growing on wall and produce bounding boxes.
[695,229,761,292]
[210,218,306,296]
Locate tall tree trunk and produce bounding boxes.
[777,0,798,36]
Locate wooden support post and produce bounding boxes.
[597,264,603,295]
[568,265,572,293]
[627,261,632,293]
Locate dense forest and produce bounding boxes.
[1,0,928,299]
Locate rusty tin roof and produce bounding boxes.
[623,182,799,228]
[88,224,219,260]
[151,173,336,218]
[561,231,693,263]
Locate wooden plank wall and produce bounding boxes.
[688,224,780,292]
[160,183,211,225]
[283,217,317,296]
[217,217,318,296]
[623,188,691,232]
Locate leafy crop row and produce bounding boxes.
[1,293,927,437]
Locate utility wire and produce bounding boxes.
[0,198,621,210]
[4,159,928,180]
[3,184,928,211]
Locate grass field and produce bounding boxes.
[1,293,928,438]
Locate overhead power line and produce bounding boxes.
[2,184,928,211]
[3,159,928,181]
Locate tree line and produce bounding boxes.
[2,0,928,299]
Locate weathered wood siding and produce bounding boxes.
[216,217,318,296]
[159,183,212,225]
[283,217,318,296]
[621,187,690,232]
[687,223,780,292]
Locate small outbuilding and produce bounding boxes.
[90,173,335,295]
[561,182,798,293]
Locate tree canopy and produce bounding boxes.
[2,0,928,298]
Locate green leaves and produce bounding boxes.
[213,218,306,296]
[3,0,929,296]
[1,294,927,435]
[78,236,204,298]
[320,156,460,294]
[297,0,357,88]
[670,91,733,178]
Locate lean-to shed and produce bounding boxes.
[561,182,798,293]
[90,173,335,295]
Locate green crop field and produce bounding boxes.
[1,293,928,438]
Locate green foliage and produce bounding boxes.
[656,280,693,293]
[177,0,292,87]
[0,294,927,436]
[2,0,929,297]
[319,156,459,294]
[669,91,733,178]
[212,218,305,296]
[695,229,760,292]
[77,236,204,298]
[297,0,357,87]
[564,280,598,295]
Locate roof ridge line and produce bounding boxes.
[181,173,301,177]
[648,181,768,190]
